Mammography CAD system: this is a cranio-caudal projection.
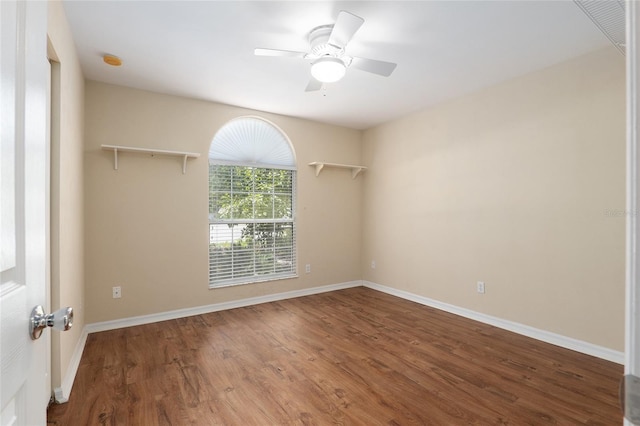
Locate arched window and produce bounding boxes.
[208,117,296,288]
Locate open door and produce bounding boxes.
[628,1,640,425]
[0,1,50,424]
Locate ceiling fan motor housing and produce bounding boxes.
[308,25,345,60]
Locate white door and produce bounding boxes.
[629,1,640,425]
[0,1,50,425]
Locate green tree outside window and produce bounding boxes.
[209,164,295,286]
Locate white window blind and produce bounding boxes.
[208,117,296,288]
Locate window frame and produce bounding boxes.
[208,117,297,289]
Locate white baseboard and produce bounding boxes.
[85,280,362,333]
[363,280,624,364]
[53,326,89,403]
[58,278,621,405]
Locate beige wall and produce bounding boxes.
[47,0,85,391]
[362,47,626,350]
[84,46,625,352]
[84,81,362,323]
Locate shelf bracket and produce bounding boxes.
[182,155,188,174]
[313,163,325,177]
[351,167,364,179]
[113,148,118,170]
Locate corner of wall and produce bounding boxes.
[47,0,87,401]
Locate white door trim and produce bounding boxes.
[626,1,639,424]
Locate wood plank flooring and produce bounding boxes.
[47,287,623,425]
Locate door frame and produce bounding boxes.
[627,1,640,424]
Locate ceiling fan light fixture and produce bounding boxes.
[311,57,346,83]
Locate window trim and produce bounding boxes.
[208,117,297,289]
[208,164,297,288]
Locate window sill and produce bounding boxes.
[209,273,299,289]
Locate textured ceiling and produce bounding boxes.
[63,1,613,130]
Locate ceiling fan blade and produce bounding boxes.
[255,48,306,58]
[350,57,397,77]
[328,11,364,48]
[305,77,323,92]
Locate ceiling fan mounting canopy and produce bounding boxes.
[309,25,335,51]
[255,10,397,91]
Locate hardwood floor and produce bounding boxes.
[47,287,623,425]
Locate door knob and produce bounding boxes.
[30,305,73,340]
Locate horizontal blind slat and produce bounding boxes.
[209,165,296,287]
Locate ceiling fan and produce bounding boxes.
[255,11,397,92]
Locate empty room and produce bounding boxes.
[2,0,637,425]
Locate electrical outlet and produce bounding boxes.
[305,264,311,274]
[477,281,485,294]
[371,260,376,269]
[112,286,122,299]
